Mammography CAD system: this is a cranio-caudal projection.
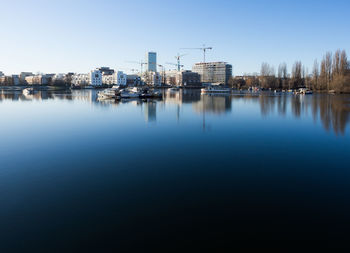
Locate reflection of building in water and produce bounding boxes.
[144,101,157,123]
[164,89,201,106]
[193,95,232,115]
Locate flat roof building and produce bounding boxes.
[146,52,157,73]
[192,62,232,85]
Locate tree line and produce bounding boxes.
[230,49,350,93]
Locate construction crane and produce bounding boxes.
[174,53,187,71]
[180,45,213,63]
[166,62,184,71]
[158,64,166,84]
[125,61,148,75]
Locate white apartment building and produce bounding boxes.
[101,71,127,86]
[102,74,115,85]
[116,71,127,86]
[90,69,102,86]
[72,74,90,86]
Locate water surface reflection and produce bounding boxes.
[1,88,349,134]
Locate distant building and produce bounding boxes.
[165,70,201,86]
[165,70,178,86]
[146,52,157,72]
[143,71,161,86]
[177,70,201,87]
[0,71,4,77]
[72,69,103,86]
[19,72,34,84]
[12,75,20,85]
[72,74,89,86]
[126,74,142,86]
[116,71,127,86]
[101,71,127,86]
[72,74,90,86]
[192,62,232,85]
[0,76,13,85]
[90,69,102,86]
[51,74,67,86]
[98,67,114,76]
[24,75,50,85]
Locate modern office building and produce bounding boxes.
[146,52,157,72]
[192,62,232,85]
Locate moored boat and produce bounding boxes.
[98,89,119,99]
[201,86,231,94]
[120,87,142,98]
[140,89,162,98]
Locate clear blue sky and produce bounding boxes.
[1,0,349,75]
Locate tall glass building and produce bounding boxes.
[146,52,157,72]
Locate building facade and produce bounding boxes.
[116,71,127,86]
[146,52,157,72]
[24,75,50,85]
[143,71,161,86]
[127,74,142,86]
[71,74,90,86]
[19,72,34,84]
[98,67,114,76]
[90,70,102,86]
[192,62,232,85]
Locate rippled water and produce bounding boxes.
[1,88,350,251]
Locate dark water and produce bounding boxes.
[1,88,350,251]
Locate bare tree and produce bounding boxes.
[325,52,332,91]
[312,60,319,90]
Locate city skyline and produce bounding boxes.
[1,0,350,75]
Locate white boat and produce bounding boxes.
[23,88,34,95]
[140,89,162,98]
[297,88,313,95]
[98,89,118,99]
[120,87,141,98]
[201,86,231,94]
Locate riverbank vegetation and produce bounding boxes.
[230,49,350,93]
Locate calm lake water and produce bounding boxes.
[1,88,350,251]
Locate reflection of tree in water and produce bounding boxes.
[277,95,287,116]
[258,93,350,135]
[246,92,350,134]
[291,95,302,118]
[259,95,276,116]
[314,95,350,135]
